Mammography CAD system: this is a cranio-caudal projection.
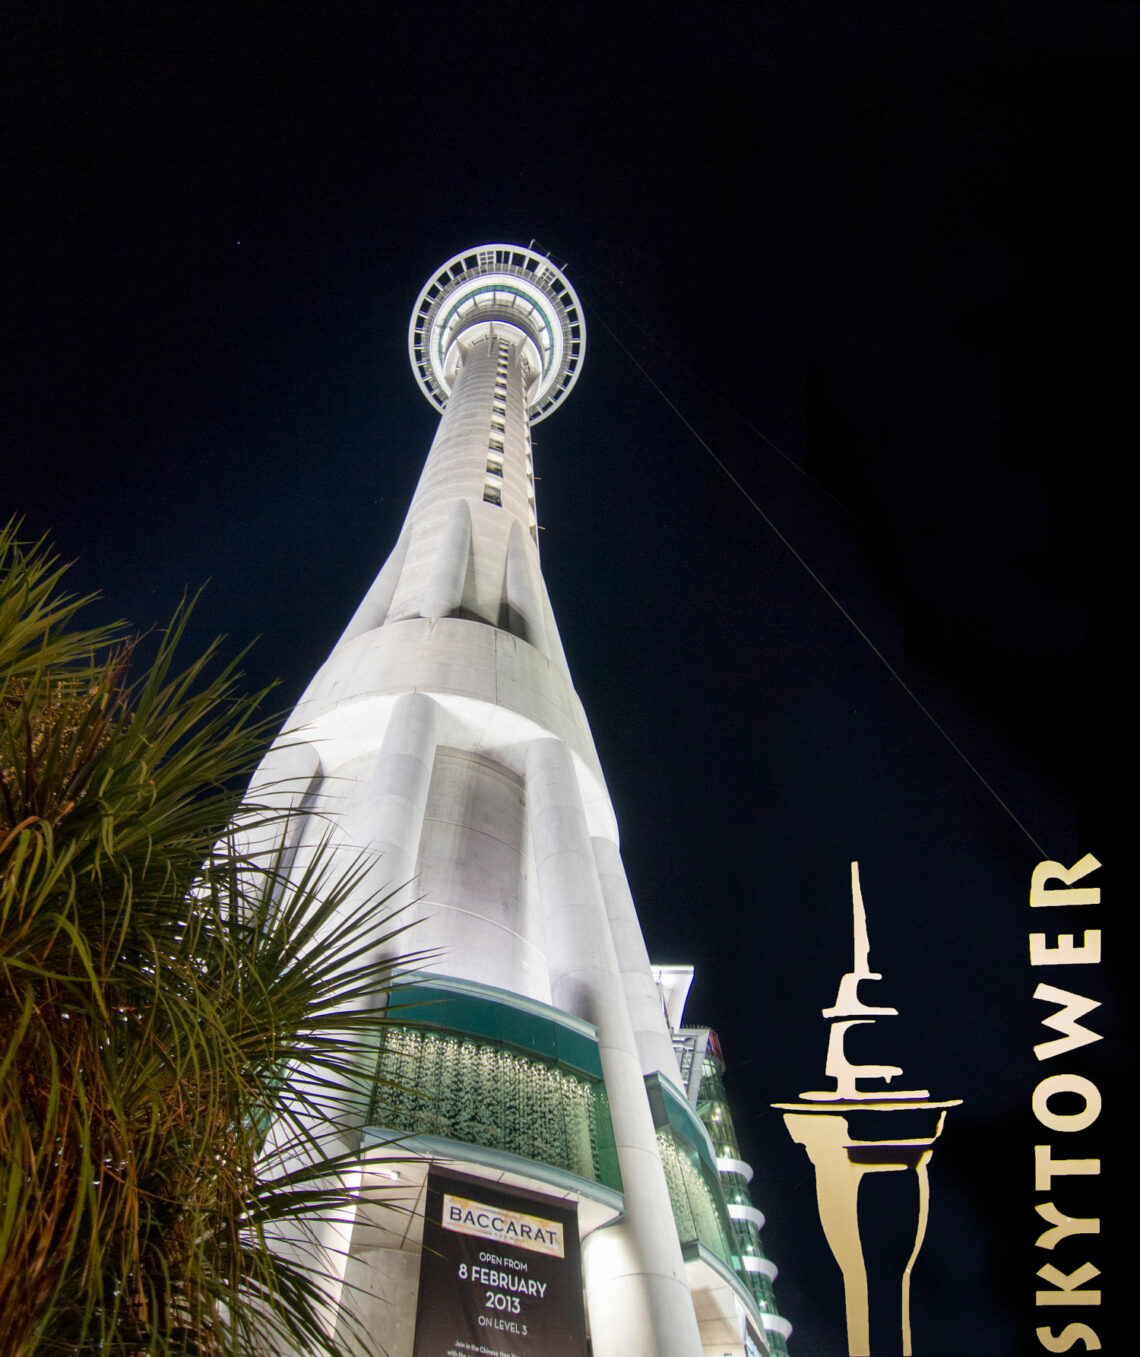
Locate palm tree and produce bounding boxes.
[0,523,417,1356]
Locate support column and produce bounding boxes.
[232,737,323,910]
[266,692,441,1350]
[592,836,684,1090]
[505,518,548,653]
[348,690,440,924]
[238,735,323,841]
[335,529,410,648]
[421,499,471,619]
[526,738,702,1357]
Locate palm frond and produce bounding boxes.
[0,523,427,1357]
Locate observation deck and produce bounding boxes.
[408,243,585,423]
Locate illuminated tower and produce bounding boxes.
[247,246,788,1357]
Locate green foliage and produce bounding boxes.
[0,524,417,1356]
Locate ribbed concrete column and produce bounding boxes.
[421,499,471,619]
[592,836,684,1090]
[267,692,440,1345]
[539,573,572,674]
[233,737,323,908]
[349,690,440,920]
[526,738,702,1357]
[335,529,410,648]
[505,518,547,653]
[241,735,323,834]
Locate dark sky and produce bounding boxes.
[3,5,1129,1354]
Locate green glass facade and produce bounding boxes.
[367,982,621,1192]
[655,1127,736,1266]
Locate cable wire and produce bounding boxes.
[575,287,1046,858]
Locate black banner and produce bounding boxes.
[412,1167,588,1357]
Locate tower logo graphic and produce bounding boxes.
[774,863,960,1356]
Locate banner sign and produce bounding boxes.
[412,1167,588,1357]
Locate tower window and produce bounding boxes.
[483,483,502,506]
[486,458,503,478]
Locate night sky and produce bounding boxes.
[3,5,1129,1354]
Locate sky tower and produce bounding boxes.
[246,246,790,1357]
